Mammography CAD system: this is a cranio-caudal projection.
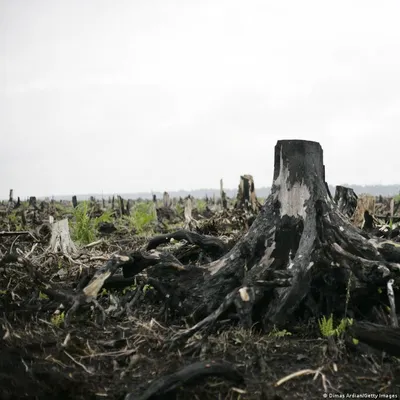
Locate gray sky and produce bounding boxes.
[1,0,400,198]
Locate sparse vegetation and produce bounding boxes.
[71,201,113,244]
[318,314,353,337]
[122,201,157,234]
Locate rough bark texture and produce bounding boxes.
[334,185,358,218]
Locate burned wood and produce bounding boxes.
[146,229,228,256]
[353,195,376,230]
[118,196,127,216]
[155,140,400,337]
[126,360,244,400]
[220,179,228,210]
[29,196,38,210]
[350,321,400,357]
[122,251,185,279]
[98,222,117,235]
[334,185,358,218]
[235,174,261,212]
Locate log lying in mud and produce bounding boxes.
[125,360,244,400]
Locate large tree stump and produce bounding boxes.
[151,140,400,333]
[334,185,358,218]
[104,140,400,341]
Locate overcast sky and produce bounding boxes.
[1,0,400,198]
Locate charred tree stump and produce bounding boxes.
[29,196,38,209]
[72,195,78,208]
[353,195,376,230]
[7,188,16,212]
[58,140,400,337]
[118,196,126,216]
[157,140,400,337]
[220,179,228,210]
[163,191,171,208]
[235,174,261,212]
[334,185,358,218]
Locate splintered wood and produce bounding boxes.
[48,218,77,255]
[184,196,198,230]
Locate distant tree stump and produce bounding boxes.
[184,196,198,230]
[235,174,260,212]
[220,179,228,210]
[48,219,77,255]
[334,186,358,218]
[353,195,376,230]
[72,196,78,209]
[6,189,15,213]
[118,196,127,216]
[163,192,171,208]
[29,196,38,210]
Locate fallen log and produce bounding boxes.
[350,321,400,357]
[146,229,228,257]
[125,360,244,400]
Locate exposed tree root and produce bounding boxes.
[146,229,228,257]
